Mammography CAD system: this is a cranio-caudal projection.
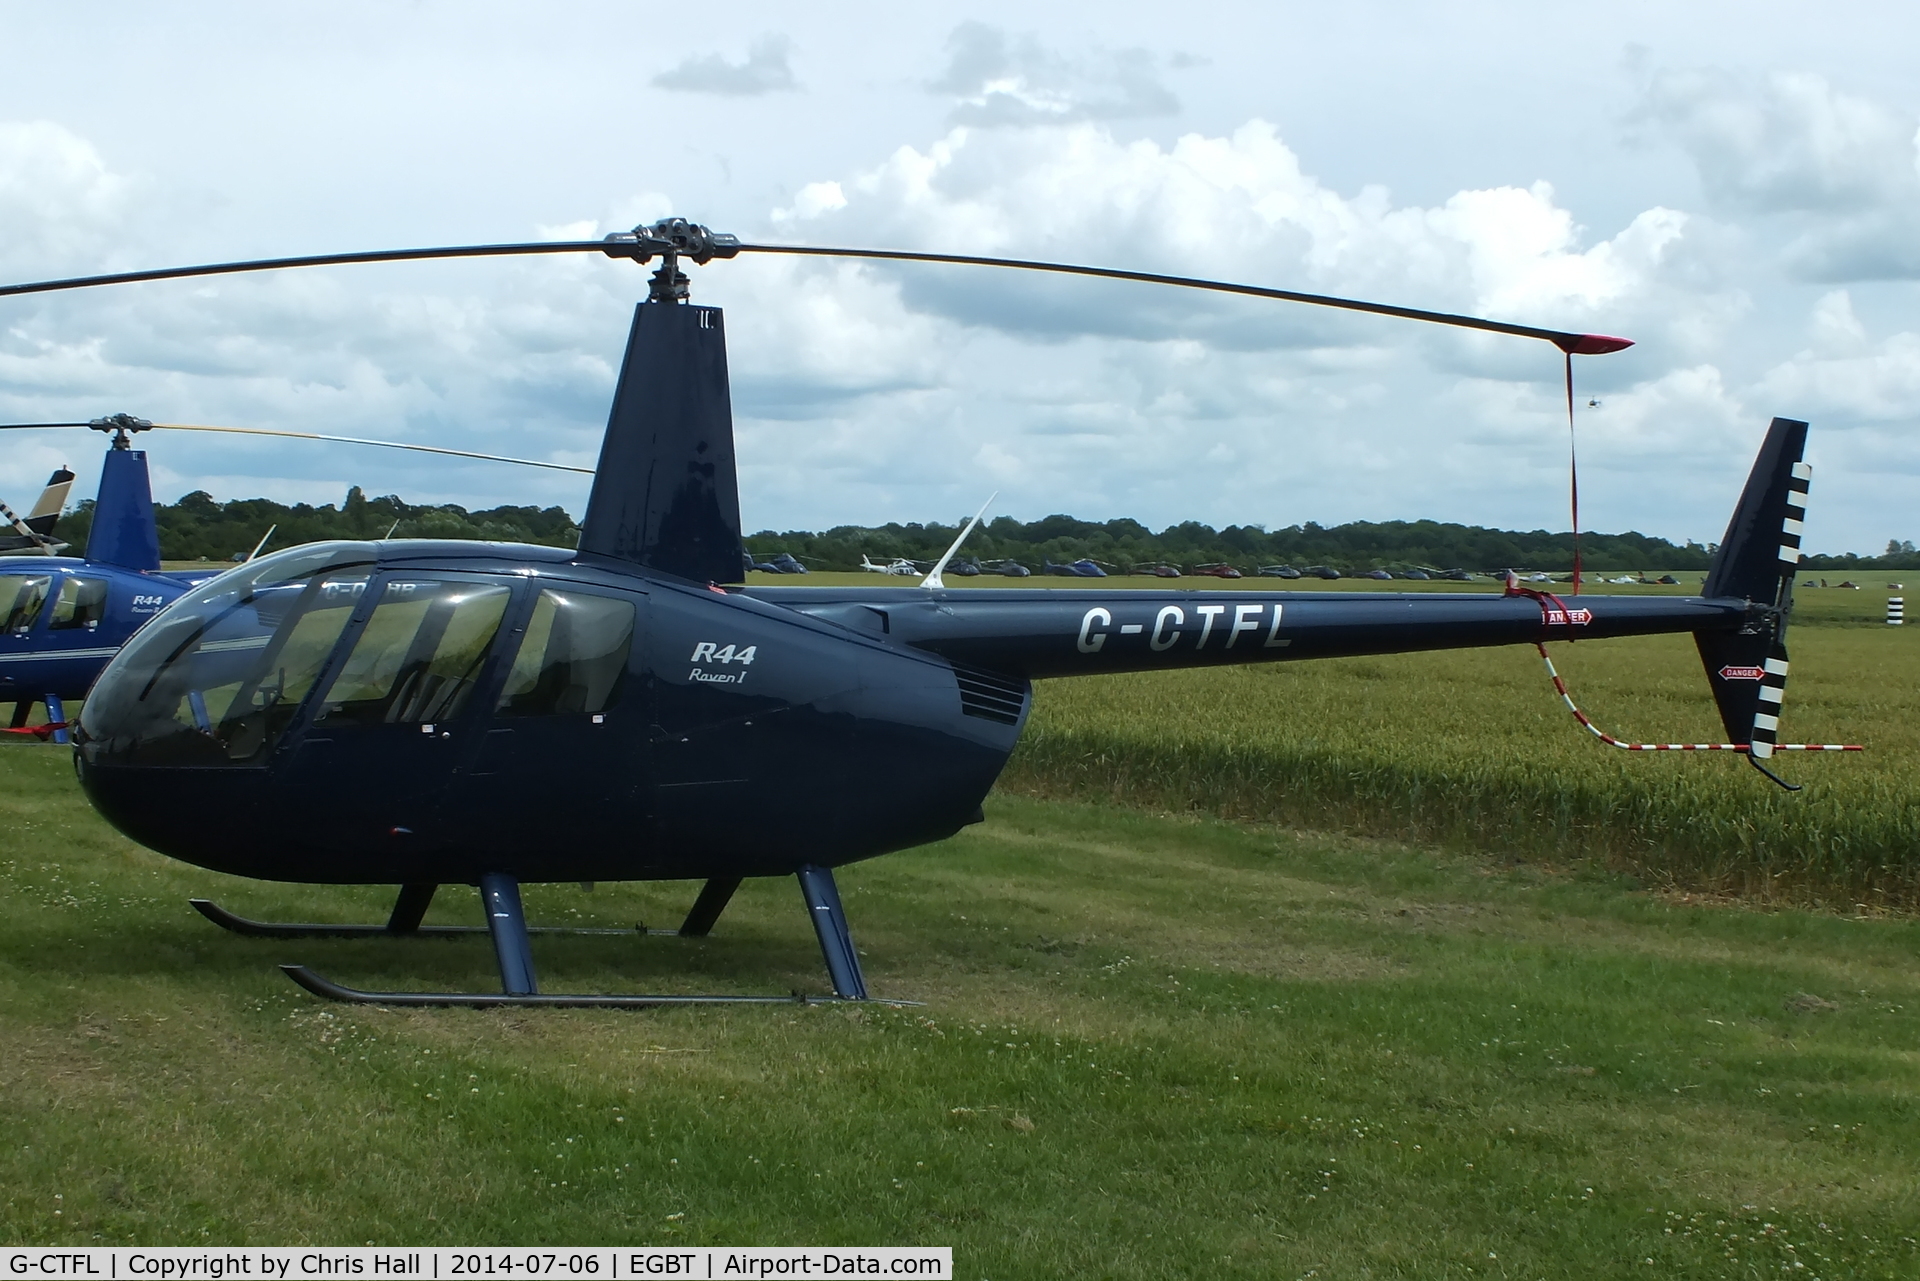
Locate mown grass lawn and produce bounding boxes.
[2,743,1916,1277]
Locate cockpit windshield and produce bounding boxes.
[77,542,377,766]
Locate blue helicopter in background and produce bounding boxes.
[0,419,206,742]
[0,415,587,742]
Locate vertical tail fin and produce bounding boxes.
[1694,416,1809,784]
[577,302,743,584]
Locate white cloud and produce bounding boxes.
[0,122,126,279]
[1760,330,1920,424]
[771,119,1709,369]
[1638,67,1920,281]
[651,34,798,97]
[930,22,1179,126]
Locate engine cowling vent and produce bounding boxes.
[953,664,1028,726]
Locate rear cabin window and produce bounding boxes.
[50,577,108,631]
[496,589,635,717]
[0,575,51,634]
[316,580,510,727]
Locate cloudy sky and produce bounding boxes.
[2,1,1919,554]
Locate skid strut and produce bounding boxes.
[678,876,741,937]
[799,864,868,1000]
[481,873,537,995]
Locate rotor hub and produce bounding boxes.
[89,413,153,449]
[600,218,740,304]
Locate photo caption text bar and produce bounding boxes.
[4,1250,950,1281]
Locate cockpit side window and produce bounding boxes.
[316,580,511,727]
[49,577,109,631]
[496,589,635,718]
[0,575,51,634]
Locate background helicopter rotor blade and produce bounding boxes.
[0,220,1630,355]
[0,420,593,473]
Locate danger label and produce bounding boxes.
[1718,665,1764,680]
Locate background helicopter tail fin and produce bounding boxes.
[0,467,74,552]
[23,466,74,534]
[1694,416,1809,763]
[578,302,744,584]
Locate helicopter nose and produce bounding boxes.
[75,755,277,878]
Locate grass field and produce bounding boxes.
[1005,623,1920,909]
[3,739,1919,1272]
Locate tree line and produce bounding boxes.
[41,487,1919,573]
[56,487,579,562]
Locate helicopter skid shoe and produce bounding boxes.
[189,891,666,940]
[275,964,895,1008]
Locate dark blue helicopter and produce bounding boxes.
[0,219,1823,1009]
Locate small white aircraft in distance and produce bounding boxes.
[860,554,920,576]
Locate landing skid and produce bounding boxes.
[190,898,670,939]
[204,867,898,1007]
[280,965,921,1009]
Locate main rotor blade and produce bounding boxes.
[0,227,1631,353]
[0,241,615,299]
[0,420,593,473]
[736,245,1632,354]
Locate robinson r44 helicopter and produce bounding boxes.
[0,219,1841,1007]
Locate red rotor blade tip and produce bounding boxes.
[1556,333,1634,355]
